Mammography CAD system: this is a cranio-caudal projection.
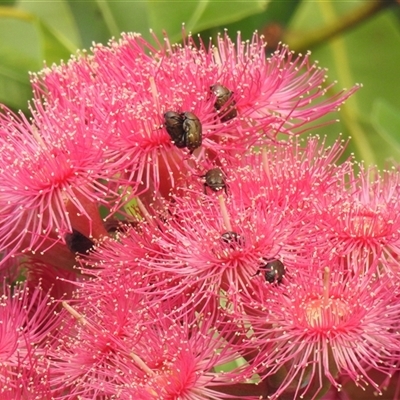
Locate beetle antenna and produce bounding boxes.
[218,194,232,231]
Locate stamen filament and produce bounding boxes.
[212,47,222,66]
[130,352,155,376]
[62,301,87,325]
[149,76,160,115]
[218,194,232,231]
[136,197,155,225]
[262,147,271,180]
[323,267,330,307]
[31,125,48,150]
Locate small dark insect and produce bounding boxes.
[65,229,95,255]
[164,111,202,152]
[203,167,227,194]
[182,112,202,152]
[210,83,237,122]
[259,259,285,284]
[220,231,243,247]
[164,111,186,148]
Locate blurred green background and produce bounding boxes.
[0,0,399,167]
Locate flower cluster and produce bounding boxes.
[2,29,399,400]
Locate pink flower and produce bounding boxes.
[49,292,257,399]
[0,27,370,399]
[30,31,358,200]
[238,261,400,399]
[47,288,149,398]
[218,136,351,216]
[25,260,78,302]
[315,166,400,274]
[122,309,255,399]
[0,282,61,399]
[0,106,111,268]
[81,137,353,313]
[81,183,299,314]
[79,223,189,309]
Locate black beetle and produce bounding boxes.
[164,111,202,152]
[259,259,285,284]
[65,229,95,255]
[203,167,227,194]
[210,83,237,122]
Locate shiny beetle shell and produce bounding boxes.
[203,168,227,194]
[210,83,237,122]
[211,84,232,109]
[260,259,285,284]
[164,111,186,148]
[182,112,202,152]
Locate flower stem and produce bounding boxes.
[284,0,395,53]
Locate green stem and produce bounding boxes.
[315,0,377,167]
[0,6,35,22]
[283,0,395,54]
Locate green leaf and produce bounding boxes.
[17,0,81,51]
[68,0,168,49]
[34,19,76,65]
[204,0,301,41]
[72,0,270,45]
[67,1,117,48]
[287,1,400,167]
[370,99,400,162]
[0,8,40,111]
[146,0,269,43]
[0,51,36,113]
[0,2,80,111]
